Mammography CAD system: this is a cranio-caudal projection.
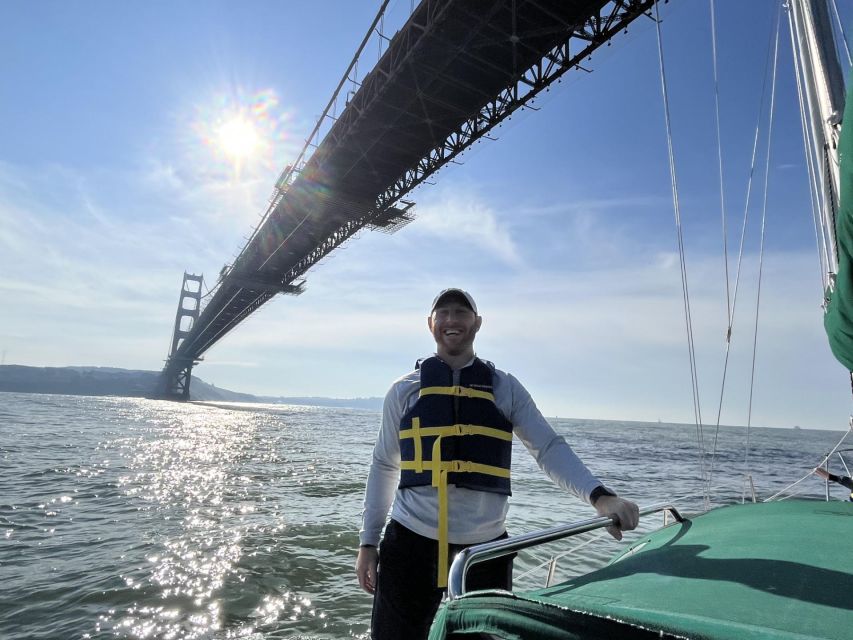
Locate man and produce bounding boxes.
[355,288,640,640]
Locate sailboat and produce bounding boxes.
[427,1,853,638]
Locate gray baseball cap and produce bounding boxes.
[431,288,478,314]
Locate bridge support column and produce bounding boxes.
[161,358,194,400]
[161,273,203,400]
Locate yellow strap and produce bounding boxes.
[434,437,449,586]
[411,417,423,473]
[428,435,510,588]
[437,466,450,587]
[400,423,513,442]
[419,385,496,402]
[432,437,444,489]
[400,459,511,478]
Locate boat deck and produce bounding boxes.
[430,500,853,639]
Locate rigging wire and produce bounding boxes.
[741,8,782,504]
[653,0,707,505]
[799,106,833,295]
[788,1,834,292]
[709,0,732,328]
[649,0,850,509]
[829,0,852,67]
[765,426,853,501]
[838,451,852,477]
[699,2,781,502]
[732,50,777,504]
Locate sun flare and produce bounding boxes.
[217,116,261,160]
[189,88,294,183]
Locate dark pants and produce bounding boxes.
[370,519,513,640]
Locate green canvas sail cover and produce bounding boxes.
[824,76,853,370]
[429,501,853,640]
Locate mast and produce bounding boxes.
[788,0,845,281]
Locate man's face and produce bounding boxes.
[428,300,481,357]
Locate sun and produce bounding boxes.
[217,116,261,160]
[188,89,293,182]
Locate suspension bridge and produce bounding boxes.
[160,0,657,399]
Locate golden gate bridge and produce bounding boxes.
[161,0,657,399]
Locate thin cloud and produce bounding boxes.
[200,359,260,368]
[413,188,523,267]
[517,195,669,217]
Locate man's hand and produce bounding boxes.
[593,495,640,541]
[356,546,379,594]
[814,467,831,481]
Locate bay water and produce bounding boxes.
[1,392,847,639]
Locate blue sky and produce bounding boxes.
[2,0,852,429]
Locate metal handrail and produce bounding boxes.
[447,502,684,599]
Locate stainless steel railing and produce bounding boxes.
[447,502,684,599]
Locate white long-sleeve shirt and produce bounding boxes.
[359,356,604,546]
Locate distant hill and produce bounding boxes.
[0,365,161,398]
[0,365,382,411]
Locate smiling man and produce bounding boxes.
[355,288,640,640]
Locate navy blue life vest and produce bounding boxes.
[398,356,513,495]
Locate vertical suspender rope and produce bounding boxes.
[653,0,708,505]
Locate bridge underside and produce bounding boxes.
[163,0,655,391]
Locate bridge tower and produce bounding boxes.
[161,272,203,400]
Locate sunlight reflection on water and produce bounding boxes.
[0,396,373,640]
[103,403,339,639]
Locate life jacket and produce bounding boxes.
[398,356,514,587]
